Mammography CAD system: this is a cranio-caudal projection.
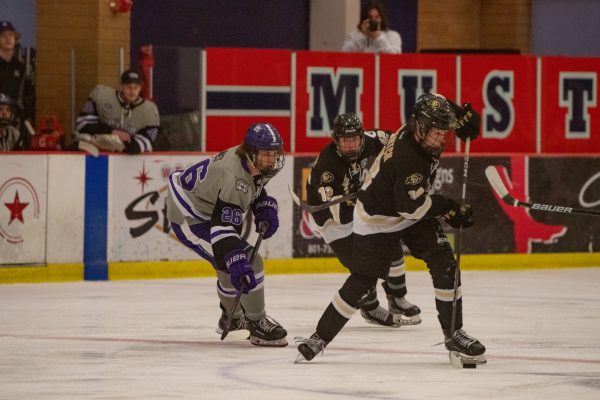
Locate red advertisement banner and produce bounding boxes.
[378,53,457,152]
[294,51,376,152]
[204,48,292,151]
[541,57,600,153]
[460,55,537,153]
[198,49,599,155]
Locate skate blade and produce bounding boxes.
[294,353,307,364]
[392,314,422,326]
[363,318,402,328]
[215,328,250,341]
[250,336,289,347]
[449,351,486,369]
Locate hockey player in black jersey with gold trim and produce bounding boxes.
[305,112,421,327]
[296,93,486,364]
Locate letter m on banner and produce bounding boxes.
[307,67,363,137]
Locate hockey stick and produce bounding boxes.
[485,166,600,217]
[220,222,267,341]
[77,140,100,157]
[287,184,357,213]
[449,139,471,369]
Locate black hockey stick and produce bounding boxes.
[287,184,357,213]
[485,166,600,217]
[220,222,267,340]
[449,139,471,369]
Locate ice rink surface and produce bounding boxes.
[1,268,600,400]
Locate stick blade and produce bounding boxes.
[449,351,464,369]
[288,184,301,206]
[78,140,100,157]
[485,166,508,198]
[217,329,250,341]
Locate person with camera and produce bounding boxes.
[341,0,402,54]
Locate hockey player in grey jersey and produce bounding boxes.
[0,93,20,151]
[166,123,287,347]
[305,112,421,327]
[74,70,159,154]
[296,93,486,364]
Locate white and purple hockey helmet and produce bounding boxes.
[243,123,285,179]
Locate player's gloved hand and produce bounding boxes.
[225,249,256,294]
[452,102,481,142]
[441,198,474,229]
[251,195,279,239]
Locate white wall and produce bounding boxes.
[309,0,359,51]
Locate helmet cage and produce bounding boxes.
[411,93,457,156]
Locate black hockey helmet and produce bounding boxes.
[332,112,365,161]
[0,92,15,126]
[243,123,285,179]
[410,93,457,156]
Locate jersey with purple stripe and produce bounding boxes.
[166,146,264,270]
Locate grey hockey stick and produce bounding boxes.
[485,166,600,217]
[287,184,357,213]
[220,222,267,341]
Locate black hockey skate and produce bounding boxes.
[246,315,288,347]
[444,329,487,366]
[215,309,249,340]
[294,333,328,363]
[387,295,422,325]
[360,306,402,327]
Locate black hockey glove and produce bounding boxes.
[441,198,474,229]
[452,102,481,142]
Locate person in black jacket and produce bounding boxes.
[0,21,34,149]
[296,93,486,365]
[305,113,421,327]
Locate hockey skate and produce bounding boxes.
[246,315,288,347]
[360,306,402,327]
[387,295,422,325]
[444,329,486,367]
[215,308,250,340]
[294,333,328,363]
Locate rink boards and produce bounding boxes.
[0,152,598,282]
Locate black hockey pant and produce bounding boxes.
[316,218,461,342]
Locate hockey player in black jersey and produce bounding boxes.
[296,93,486,364]
[305,112,421,327]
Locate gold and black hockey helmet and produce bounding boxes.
[332,112,365,161]
[411,93,457,133]
[410,93,457,156]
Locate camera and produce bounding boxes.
[368,20,379,32]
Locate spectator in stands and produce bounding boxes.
[0,93,20,151]
[0,20,34,149]
[341,0,402,54]
[74,69,160,154]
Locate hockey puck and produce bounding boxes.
[463,363,477,369]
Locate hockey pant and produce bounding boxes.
[171,221,266,321]
[329,234,409,313]
[316,219,461,342]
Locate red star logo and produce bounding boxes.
[134,161,153,193]
[4,191,29,225]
